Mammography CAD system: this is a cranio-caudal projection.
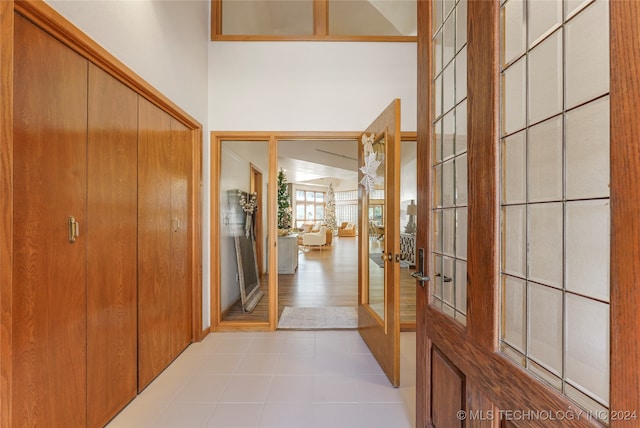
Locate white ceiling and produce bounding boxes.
[277,139,359,188]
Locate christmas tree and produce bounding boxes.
[325,183,337,234]
[277,169,292,231]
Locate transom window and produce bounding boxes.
[211,0,417,41]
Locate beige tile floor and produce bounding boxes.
[107,330,416,428]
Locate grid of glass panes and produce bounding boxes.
[335,191,358,226]
[335,190,358,201]
[295,190,326,228]
[499,0,610,418]
[431,0,468,325]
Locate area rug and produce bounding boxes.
[369,253,384,268]
[278,306,358,330]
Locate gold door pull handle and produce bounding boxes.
[68,216,79,243]
[172,217,180,232]
[380,252,392,262]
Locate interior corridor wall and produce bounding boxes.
[208,42,417,132]
[44,0,212,328]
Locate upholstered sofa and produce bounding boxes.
[338,222,356,237]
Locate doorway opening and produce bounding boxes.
[210,131,417,332]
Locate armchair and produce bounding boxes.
[302,225,327,250]
[338,222,356,237]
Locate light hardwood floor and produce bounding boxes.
[222,235,417,329]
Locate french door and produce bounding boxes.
[417,1,640,427]
[358,99,402,386]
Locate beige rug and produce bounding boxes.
[278,306,358,330]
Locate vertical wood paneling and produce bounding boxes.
[610,1,640,424]
[415,0,432,424]
[87,63,138,428]
[466,0,499,351]
[12,14,87,427]
[138,97,173,391]
[170,118,193,356]
[431,347,464,428]
[0,2,14,426]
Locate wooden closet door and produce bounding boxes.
[12,14,88,427]
[170,119,192,357]
[87,64,138,427]
[138,97,173,390]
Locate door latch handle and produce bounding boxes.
[414,247,429,286]
[411,271,430,282]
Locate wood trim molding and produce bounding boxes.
[313,0,328,36]
[466,0,499,351]
[210,0,221,40]
[268,136,279,331]
[416,0,433,424]
[192,127,204,341]
[610,0,640,422]
[0,2,14,427]
[211,35,417,43]
[210,135,222,330]
[15,0,200,131]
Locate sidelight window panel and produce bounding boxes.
[499,0,610,417]
[431,0,467,324]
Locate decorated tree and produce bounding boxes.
[325,183,337,234]
[277,169,292,231]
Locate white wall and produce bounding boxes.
[45,0,212,328]
[208,42,417,132]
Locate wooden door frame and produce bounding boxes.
[416,1,640,427]
[210,131,360,332]
[1,2,204,426]
[210,131,418,332]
